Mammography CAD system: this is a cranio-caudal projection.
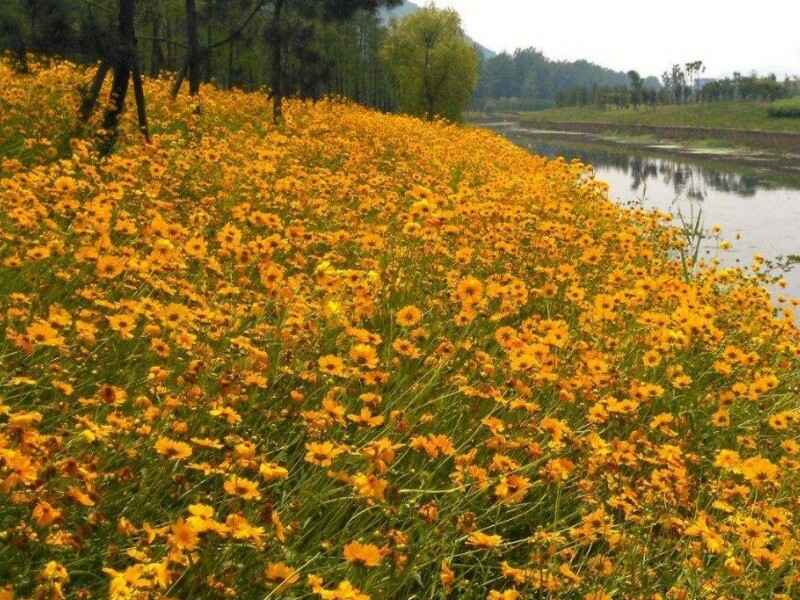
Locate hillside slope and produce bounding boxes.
[381,0,496,58]
[1,58,799,600]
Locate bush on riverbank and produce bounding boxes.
[2,58,800,600]
[768,98,800,118]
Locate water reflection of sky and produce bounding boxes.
[508,134,800,301]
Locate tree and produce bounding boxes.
[79,0,150,154]
[0,2,30,72]
[381,5,478,122]
[685,60,704,101]
[171,0,270,98]
[263,0,401,124]
[627,70,643,108]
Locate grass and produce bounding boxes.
[768,98,800,118]
[2,57,800,600]
[519,101,800,134]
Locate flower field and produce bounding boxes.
[2,58,800,600]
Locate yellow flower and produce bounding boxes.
[107,313,138,339]
[318,355,346,377]
[349,344,378,369]
[304,441,345,467]
[642,350,661,368]
[170,518,199,551]
[395,305,423,327]
[154,437,193,460]
[26,320,64,347]
[96,255,125,279]
[456,276,483,305]
[259,462,289,481]
[739,456,779,486]
[467,532,503,549]
[223,476,262,501]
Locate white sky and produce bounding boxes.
[430,0,800,79]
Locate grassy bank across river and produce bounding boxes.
[520,102,800,133]
[516,102,800,155]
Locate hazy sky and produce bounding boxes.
[430,0,800,79]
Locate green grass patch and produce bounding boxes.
[768,97,800,118]
[519,101,800,134]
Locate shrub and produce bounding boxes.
[767,97,800,118]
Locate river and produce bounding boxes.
[483,122,800,303]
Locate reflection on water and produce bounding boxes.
[490,126,800,301]
[531,142,768,200]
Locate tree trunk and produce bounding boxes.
[98,0,149,154]
[186,0,201,96]
[205,2,213,82]
[227,39,235,89]
[165,17,175,70]
[10,34,29,73]
[171,60,189,99]
[150,12,164,77]
[99,56,131,154]
[131,61,151,142]
[269,0,285,124]
[79,61,111,122]
[423,45,434,120]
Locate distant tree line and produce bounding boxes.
[696,73,796,103]
[472,47,661,112]
[555,61,800,110]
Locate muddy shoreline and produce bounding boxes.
[518,119,800,151]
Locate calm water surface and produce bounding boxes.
[487,124,800,301]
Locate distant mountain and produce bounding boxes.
[380,1,497,60]
[379,1,419,21]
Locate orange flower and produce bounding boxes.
[343,541,384,567]
[32,501,62,527]
[264,562,299,586]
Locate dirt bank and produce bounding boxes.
[517,120,800,153]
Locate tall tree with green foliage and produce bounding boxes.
[381,5,478,122]
[0,2,30,72]
[627,70,643,108]
[78,0,150,154]
[264,0,401,123]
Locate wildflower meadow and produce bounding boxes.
[1,58,800,600]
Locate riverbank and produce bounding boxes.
[472,115,800,177]
[477,119,800,299]
[519,101,800,134]
[511,102,800,162]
